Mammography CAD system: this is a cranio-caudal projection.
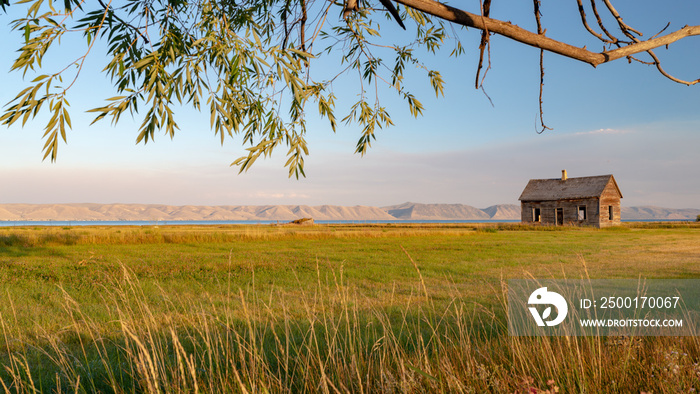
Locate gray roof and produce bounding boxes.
[519,175,622,201]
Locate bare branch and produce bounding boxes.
[533,0,550,133]
[536,49,552,133]
[395,0,607,64]
[576,0,619,45]
[394,0,700,83]
[627,55,654,65]
[474,0,491,89]
[576,0,604,43]
[603,25,700,63]
[649,22,671,40]
[300,0,307,52]
[589,0,624,44]
[646,49,700,86]
[600,0,642,38]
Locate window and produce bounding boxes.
[578,206,587,221]
[533,208,541,222]
[609,205,614,220]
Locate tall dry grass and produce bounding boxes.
[1,254,699,393]
[0,224,486,247]
[2,221,698,247]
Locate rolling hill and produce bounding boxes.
[381,202,492,220]
[620,206,700,220]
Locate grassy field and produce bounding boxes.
[0,223,699,392]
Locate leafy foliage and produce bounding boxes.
[0,0,452,177]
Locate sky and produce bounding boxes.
[1,0,699,209]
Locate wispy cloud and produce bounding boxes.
[574,128,632,136]
[251,192,311,200]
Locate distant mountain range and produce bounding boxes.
[0,202,698,222]
[620,206,700,220]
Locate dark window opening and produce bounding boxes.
[533,208,541,222]
[609,205,614,220]
[578,206,587,221]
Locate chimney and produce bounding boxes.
[562,169,568,181]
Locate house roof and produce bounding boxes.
[518,175,622,201]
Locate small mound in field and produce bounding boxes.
[288,217,314,226]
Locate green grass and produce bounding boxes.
[0,223,699,392]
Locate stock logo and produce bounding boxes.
[528,287,568,327]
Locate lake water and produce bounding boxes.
[0,219,690,227]
[0,219,520,227]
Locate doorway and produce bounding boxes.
[556,208,564,226]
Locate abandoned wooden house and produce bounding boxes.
[519,170,623,227]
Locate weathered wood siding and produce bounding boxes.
[521,198,601,227]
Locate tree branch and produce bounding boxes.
[603,25,700,63]
[600,0,642,38]
[576,0,611,44]
[300,0,307,52]
[394,0,700,69]
[589,0,623,44]
[533,0,550,133]
[474,0,491,89]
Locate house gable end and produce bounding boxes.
[605,176,623,199]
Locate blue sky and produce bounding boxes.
[1,0,699,208]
